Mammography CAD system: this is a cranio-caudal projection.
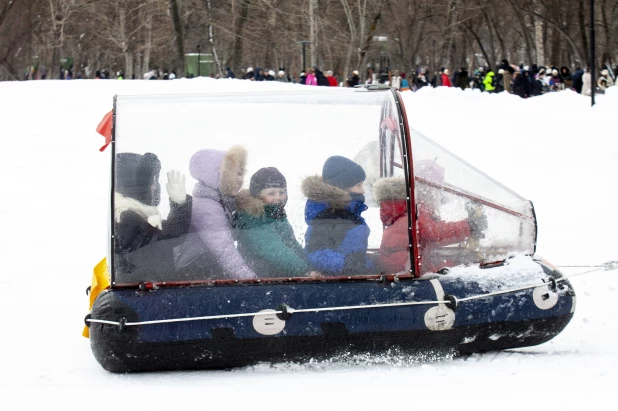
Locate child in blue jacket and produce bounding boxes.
[301,156,374,275]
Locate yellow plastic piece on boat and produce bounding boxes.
[82,258,110,338]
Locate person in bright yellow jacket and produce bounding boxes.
[483,69,496,92]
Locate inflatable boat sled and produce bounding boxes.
[84,87,575,373]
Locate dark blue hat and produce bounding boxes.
[250,167,287,197]
[322,156,366,190]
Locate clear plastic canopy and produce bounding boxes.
[109,88,535,286]
[111,89,408,285]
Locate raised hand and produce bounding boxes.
[166,170,187,205]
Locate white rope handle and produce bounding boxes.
[87,262,615,328]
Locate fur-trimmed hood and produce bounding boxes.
[189,145,247,197]
[301,175,352,210]
[373,177,407,202]
[235,189,267,217]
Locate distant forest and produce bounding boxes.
[1,0,617,80]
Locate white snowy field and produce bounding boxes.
[0,78,616,410]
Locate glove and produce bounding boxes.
[166,170,187,205]
[468,213,487,236]
[466,204,487,236]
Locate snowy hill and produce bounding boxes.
[0,78,616,410]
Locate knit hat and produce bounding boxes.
[115,152,161,206]
[322,156,366,190]
[352,70,359,76]
[250,167,287,197]
[268,70,275,77]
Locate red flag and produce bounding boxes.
[96,110,113,152]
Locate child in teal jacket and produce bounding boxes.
[235,167,311,278]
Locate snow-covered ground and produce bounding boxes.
[0,78,616,410]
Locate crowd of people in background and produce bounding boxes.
[34,59,618,99]
[218,60,618,98]
[401,60,617,98]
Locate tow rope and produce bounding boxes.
[86,261,617,328]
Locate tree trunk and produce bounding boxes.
[231,0,249,71]
[168,0,184,76]
[124,51,133,78]
[309,0,318,67]
[534,3,545,65]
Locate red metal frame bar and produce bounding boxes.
[395,90,420,278]
[415,177,534,220]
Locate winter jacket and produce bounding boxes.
[174,147,257,280]
[234,191,310,278]
[456,70,469,90]
[374,178,409,274]
[418,203,471,274]
[582,72,592,96]
[347,75,360,87]
[400,78,410,90]
[531,79,544,97]
[512,73,528,98]
[572,69,584,93]
[305,73,318,86]
[391,76,401,89]
[503,71,513,93]
[441,73,452,87]
[302,176,374,275]
[598,75,614,90]
[483,71,496,92]
[327,76,338,86]
[315,68,330,86]
[254,69,265,81]
[415,74,429,89]
[115,193,192,282]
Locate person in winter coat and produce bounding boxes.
[174,146,257,280]
[114,152,192,282]
[415,67,430,90]
[305,68,318,86]
[512,70,528,98]
[373,177,410,273]
[500,59,514,93]
[346,70,360,87]
[254,68,265,81]
[302,156,374,276]
[560,66,572,89]
[326,70,338,86]
[225,67,236,79]
[299,71,307,85]
[483,69,496,92]
[265,70,276,81]
[244,67,255,80]
[441,69,452,87]
[531,70,545,96]
[390,70,402,90]
[582,67,592,96]
[549,69,562,91]
[313,66,330,86]
[456,68,469,90]
[414,160,486,274]
[276,70,289,82]
[572,67,584,93]
[400,73,410,91]
[598,69,615,90]
[235,168,311,278]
